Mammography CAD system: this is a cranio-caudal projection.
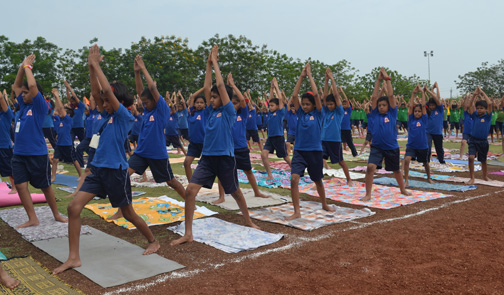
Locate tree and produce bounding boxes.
[456,60,504,97]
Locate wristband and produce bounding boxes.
[385,76,391,81]
[245,98,249,103]
[24,65,33,70]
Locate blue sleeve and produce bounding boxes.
[16,94,24,107]
[408,114,414,122]
[223,101,235,115]
[336,105,344,115]
[33,92,47,114]
[157,96,169,117]
[78,101,85,111]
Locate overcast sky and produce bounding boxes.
[4,0,503,97]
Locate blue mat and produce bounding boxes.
[52,174,79,187]
[408,171,453,180]
[0,250,5,260]
[373,177,477,192]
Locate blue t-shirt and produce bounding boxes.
[321,105,344,142]
[71,101,85,128]
[341,107,352,130]
[232,106,249,149]
[426,104,443,135]
[369,106,399,150]
[131,114,143,136]
[165,112,179,136]
[287,110,298,136]
[267,108,285,137]
[202,101,236,156]
[463,111,473,135]
[91,104,134,169]
[256,112,262,126]
[407,114,428,150]
[294,108,323,151]
[0,108,14,149]
[14,92,48,156]
[84,113,94,139]
[91,110,107,135]
[42,104,54,128]
[135,97,170,159]
[470,111,492,140]
[246,108,257,131]
[177,109,188,129]
[55,115,73,146]
[188,106,211,144]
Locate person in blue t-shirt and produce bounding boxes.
[465,87,493,185]
[285,101,297,156]
[362,68,410,202]
[459,95,474,158]
[11,54,67,229]
[164,92,186,155]
[321,68,354,186]
[171,45,258,246]
[128,96,143,150]
[75,104,94,167]
[245,94,263,152]
[0,91,16,194]
[260,77,291,180]
[64,81,86,165]
[50,89,82,182]
[425,82,445,164]
[339,87,358,157]
[403,85,433,186]
[42,98,57,149]
[53,45,160,275]
[176,92,189,145]
[286,63,333,220]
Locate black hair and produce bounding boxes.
[475,100,488,109]
[65,107,75,117]
[111,82,134,107]
[427,98,437,106]
[231,95,242,114]
[301,92,315,105]
[325,94,336,104]
[269,98,279,105]
[48,100,55,115]
[210,84,233,101]
[22,80,44,97]
[377,96,390,106]
[141,88,154,101]
[194,95,206,104]
[413,104,423,113]
[289,103,294,107]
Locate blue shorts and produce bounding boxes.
[179,129,189,140]
[264,136,287,158]
[128,153,174,183]
[54,145,75,163]
[468,136,489,162]
[190,155,238,194]
[462,133,470,141]
[187,142,204,158]
[71,127,85,142]
[368,146,400,171]
[234,148,252,171]
[291,150,323,182]
[246,129,260,142]
[443,121,448,129]
[286,134,295,144]
[365,131,373,142]
[86,147,96,169]
[81,167,132,208]
[396,121,408,129]
[128,133,139,143]
[322,141,343,164]
[124,138,131,153]
[0,148,13,177]
[165,134,183,148]
[362,122,368,129]
[405,147,428,163]
[11,154,51,189]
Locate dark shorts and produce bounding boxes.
[0,148,13,177]
[443,120,448,129]
[178,128,189,140]
[166,134,183,148]
[368,146,400,171]
[264,136,287,158]
[489,125,496,135]
[352,119,360,127]
[246,129,260,143]
[128,133,139,144]
[86,147,96,169]
[468,136,489,162]
[54,145,75,163]
[187,142,204,158]
[128,153,174,183]
[124,138,131,153]
[496,121,503,132]
[71,127,85,142]
[322,141,343,164]
[450,122,460,130]
[396,121,408,129]
[462,133,470,141]
[405,147,429,163]
[81,167,132,208]
[362,122,368,129]
[235,147,252,171]
[291,150,323,182]
[43,127,57,149]
[286,134,295,144]
[365,131,373,142]
[12,154,51,188]
[190,155,239,194]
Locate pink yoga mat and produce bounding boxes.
[0,182,47,207]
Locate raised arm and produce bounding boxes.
[177,91,187,110]
[306,63,321,111]
[370,68,385,109]
[480,88,493,113]
[52,88,66,117]
[0,90,8,112]
[468,87,480,114]
[210,45,230,106]
[13,55,34,97]
[64,80,80,104]
[88,44,120,111]
[134,57,144,96]
[381,68,395,109]
[136,55,160,102]
[328,69,342,107]
[425,82,441,106]
[408,85,419,115]
[204,49,213,104]
[291,64,307,111]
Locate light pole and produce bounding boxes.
[424,50,433,83]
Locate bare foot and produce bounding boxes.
[212,197,225,205]
[0,271,19,289]
[52,258,82,274]
[465,178,475,185]
[285,212,301,221]
[143,239,160,255]
[483,176,491,182]
[8,189,17,195]
[245,220,261,230]
[54,214,68,223]
[254,192,269,198]
[170,234,193,246]
[106,211,123,220]
[76,177,81,181]
[322,204,336,212]
[401,189,412,196]
[324,165,330,169]
[404,180,409,187]
[360,195,372,202]
[264,175,274,181]
[347,180,354,187]
[16,219,40,229]
[427,179,435,184]
[51,177,56,183]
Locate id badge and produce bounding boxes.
[89,134,100,148]
[15,121,20,133]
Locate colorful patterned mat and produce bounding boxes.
[349,166,392,174]
[196,188,291,210]
[489,170,504,175]
[322,168,366,180]
[444,176,504,188]
[84,196,217,230]
[265,161,291,170]
[298,178,452,209]
[248,201,375,231]
[57,186,146,197]
[409,161,480,173]
[237,169,312,189]
[373,177,477,192]
[168,217,284,253]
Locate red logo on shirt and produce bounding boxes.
[237,116,242,121]
[196,115,201,120]
[216,113,222,118]
[149,115,155,122]
[108,117,113,124]
[384,117,390,123]
[27,110,33,116]
[416,122,421,127]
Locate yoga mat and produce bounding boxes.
[56,186,146,197]
[267,161,291,170]
[489,170,504,175]
[0,256,82,294]
[248,201,375,231]
[487,160,504,167]
[85,196,217,230]
[409,161,480,173]
[444,176,504,188]
[323,168,365,179]
[168,217,284,253]
[0,206,91,242]
[0,183,46,207]
[0,250,5,261]
[52,174,79,187]
[196,188,291,210]
[349,166,392,174]
[407,171,453,180]
[373,177,477,192]
[33,227,185,288]
[299,178,452,209]
[169,157,188,164]
[238,169,312,189]
[130,172,188,188]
